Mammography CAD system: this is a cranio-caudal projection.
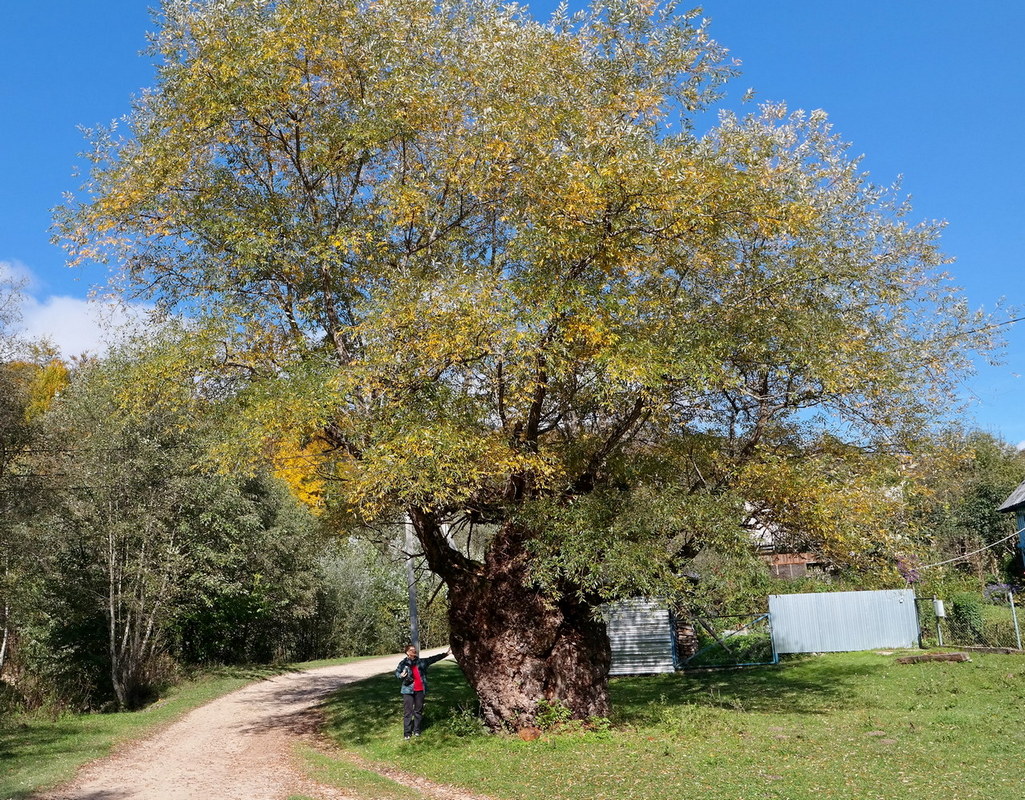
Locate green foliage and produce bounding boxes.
[979,617,1021,649]
[929,592,1024,649]
[903,430,1025,582]
[438,704,487,738]
[59,0,995,590]
[166,474,326,665]
[299,535,450,658]
[949,592,985,644]
[311,539,415,657]
[523,486,748,603]
[533,698,573,730]
[686,630,774,669]
[0,355,64,699]
[9,337,335,708]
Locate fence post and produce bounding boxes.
[1010,591,1022,651]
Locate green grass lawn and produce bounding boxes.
[0,658,355,800]
[315,652,1025,800]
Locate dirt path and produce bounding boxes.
[35,652,436,800]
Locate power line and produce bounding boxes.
[919,525,1024,570]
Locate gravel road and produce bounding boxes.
[35,652,429,800]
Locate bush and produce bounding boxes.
[982,618,1022,649]
[0,680,23,717]
[440,703,486,737]
[949,593,985,644]
[534,698,573,730]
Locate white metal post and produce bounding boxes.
[405,515,420,652]
[1010,591,1022,651]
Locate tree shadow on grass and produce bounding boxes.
[320,662,477,746]
[0,717,104,800]
[610,653,887,725]
[320,654,888,746]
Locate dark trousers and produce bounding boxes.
[403,691,425,736]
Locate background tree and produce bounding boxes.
[310,537,449,657]
[0,265,28,360]
[166,472,326,666]
[0,276,65,688]
[902,430,1025,581]
[29,339,326,708]
[0,362,32,682]
[32,349,224,707]
[2,323,439,711]
[60,0,993,727]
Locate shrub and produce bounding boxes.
[534,698,573,730]
[687,630,774,668]
[441,703,486,737]
[950,593,985,644]
[982,618,1022,649]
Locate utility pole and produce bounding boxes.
[405,515,420,652]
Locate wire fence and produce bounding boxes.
[917,588,1024,650]
[675,612,777,669]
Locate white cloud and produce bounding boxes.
[20,294,153,359]
[3,260,153,360]
[0,259,37,290]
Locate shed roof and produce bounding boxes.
[998,478,1025,514]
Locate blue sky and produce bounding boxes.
[1,1,1023,444]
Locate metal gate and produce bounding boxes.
[677,611,777,669]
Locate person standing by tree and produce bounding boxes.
[396,645,448,739]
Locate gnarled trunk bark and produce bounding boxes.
[416,514,611,730]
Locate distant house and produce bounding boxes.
[745,504,829,579]
[761,551,828,579]
[997,479,1025,561]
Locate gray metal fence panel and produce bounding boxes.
[604,598,676,675]
[769,589,919,654]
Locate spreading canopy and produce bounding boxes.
[59,0,994,724]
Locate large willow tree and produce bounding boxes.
[61,0,990,727]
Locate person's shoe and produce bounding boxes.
[413,732,421,737]
[404,735,411,740]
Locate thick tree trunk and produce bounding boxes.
[435,521,612,730]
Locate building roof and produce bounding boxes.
[998,478,1025,514]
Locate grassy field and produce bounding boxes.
[0,659,355,800]
[315,652,1025,800]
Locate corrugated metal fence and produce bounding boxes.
[606,589,923,676]
[769,588,919,654]
[605,598,676,675]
